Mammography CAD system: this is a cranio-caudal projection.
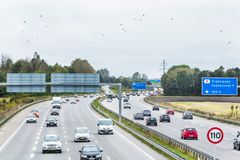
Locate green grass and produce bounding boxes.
[92,98,197,160]
[159,102,240,121]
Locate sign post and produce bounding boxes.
[202,77,238,95]
[207,127,224,160]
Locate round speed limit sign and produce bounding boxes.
[207,127,224,144]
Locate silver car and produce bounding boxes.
[26,115,37,123]
[74,127,90,142]
[42,135,62,153]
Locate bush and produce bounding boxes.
[2,99,6,103]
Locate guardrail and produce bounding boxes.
[97,98,216,160]
[0,98,50,128]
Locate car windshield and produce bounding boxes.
[136,113,143,116]
[185,112,192,115]
[47,118,55,121]
[82,146,99,152]
[99,119,112,125]
[76,128,88,133]
[144,110,150,113]
[186,128,196,131]
[149,117,156,120]
[44,135,59,142]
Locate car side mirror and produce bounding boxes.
[113,123,115,126]
[234,138,237,141]
[97,123,99,126]
[79,150,82,153]
[100,148,103,152]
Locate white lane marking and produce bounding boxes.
[95,140,98,144]
[88,101,154,160]
[35,141,38,145]
[106,156,111,160]
[36,136,39,140]
[68,157,71,160]
[114,129,156,160]
[67,148,69,152]
[0,120,25,151]
[33,146,36,151]
[30,153,34,158]
[65,141,68,144]
[64,135,67,138]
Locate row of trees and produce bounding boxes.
[0,52,148,91]
[96,69,148,88]
[0,52,96,82]
[161,65,240,96]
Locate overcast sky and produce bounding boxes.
[0,0,239,78]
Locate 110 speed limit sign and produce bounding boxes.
[207,127,224,144]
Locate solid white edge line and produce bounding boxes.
[0,120,25,152]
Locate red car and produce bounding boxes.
[166,109,175,115]
[181,127,198,140]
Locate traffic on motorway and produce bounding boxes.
[26,95,110,159]
[104,90,240,160]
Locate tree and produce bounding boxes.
[132,72,141,81]
[97,69,110,82]
[69,59,95,73]
[161,65,195,96]
[141,73,148,81]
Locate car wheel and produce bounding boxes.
[196,137,198,140]
[59,150,62,153]
[98,131,101,135]
[234,145,236,149]
[42,150,45,154]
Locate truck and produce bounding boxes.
[52,97,61,109]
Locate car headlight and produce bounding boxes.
[96,154,102,158]
[81,155,87,158]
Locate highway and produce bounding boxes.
[101,95,240,160]
[0,96,166,160]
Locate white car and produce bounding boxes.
[42,135,62,153]
[26,115,37,123]
[98,119,114,134]
[74,127,90,142]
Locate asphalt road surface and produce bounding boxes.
[102,95,240,160]
[0,96,166,160]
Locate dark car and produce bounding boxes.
[146,117,157,126]
[133,113,144,120]
[123,103,131,109]
[79,145,103,160]
[183,111,193,119]
[76,99,80,102]
[46,117,58,127]
[143,110,151,116]
[159,114,170,122]
[233,138,240,150]
[50,109,59,116]
[152,105,160,111]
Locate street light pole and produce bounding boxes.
[118,83,122,123]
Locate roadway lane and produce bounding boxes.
[0,96,167,160]
[102,96,240,160]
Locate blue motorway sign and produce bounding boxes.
[202,77,238,95]
[132,82,146,90]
